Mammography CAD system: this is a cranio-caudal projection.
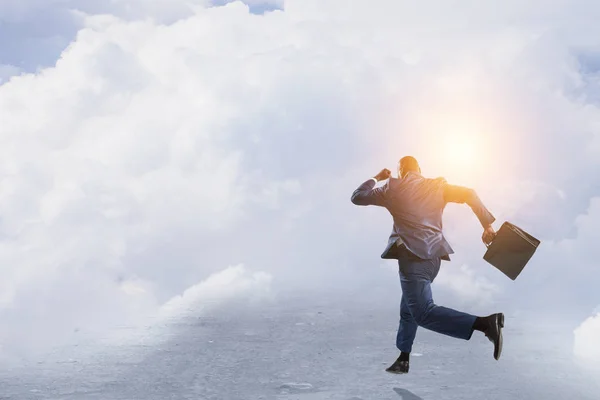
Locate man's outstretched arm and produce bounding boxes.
[350,168,391,207]
[442,181,497,243]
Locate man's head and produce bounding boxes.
[398,156,421,178]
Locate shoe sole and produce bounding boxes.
[495,313,504,361]
[385,369,408,374]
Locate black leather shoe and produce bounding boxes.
[385,357,409,374]
[483,313,504,360]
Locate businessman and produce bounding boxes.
[351,156,504,374]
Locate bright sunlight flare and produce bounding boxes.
[419,120,493,186]
[438,131,479,168]
[380,69,526,188]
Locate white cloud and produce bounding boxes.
[530,197,600,289]
[0,64,21,84]
[0,0,279,24]
[0,0,209,22]
[1,68,16,83]
[87,264,273,350]
[0,4,296,356]
[574,311,600,362]
[0,0,281,82]
[435,264,501,307]
[159,264,272,319]
[238,0,281,5]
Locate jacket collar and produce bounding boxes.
[403,171,422,179]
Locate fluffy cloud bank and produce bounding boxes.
[0,2,294,357]
[159,265,272,320]
[434,264,500,308]
[1,0,600,358]
[574,311,600,362]
[0,0,281,79]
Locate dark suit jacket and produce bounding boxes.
[351,172,495,261]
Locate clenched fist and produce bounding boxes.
[373,168,392,182]
[482,225,497,246]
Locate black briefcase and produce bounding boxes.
[483,221,540,280]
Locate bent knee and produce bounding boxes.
[400,309,414,321]
[410,302,436,325]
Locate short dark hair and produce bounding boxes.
[399,156,420,177]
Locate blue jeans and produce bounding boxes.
[396,249,477,353]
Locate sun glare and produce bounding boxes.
[421,127,490,185]
[386,98,508,186]
[440,132,478,167]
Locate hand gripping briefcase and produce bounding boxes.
[483,221,540,280]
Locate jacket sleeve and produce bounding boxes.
[442,179,495,228]
[351,178,388,207]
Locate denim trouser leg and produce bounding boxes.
[396,294,418,353]
[395,254,477,353]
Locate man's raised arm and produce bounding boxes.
[350,168,391,207]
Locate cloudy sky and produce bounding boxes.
[1,0,599,364]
